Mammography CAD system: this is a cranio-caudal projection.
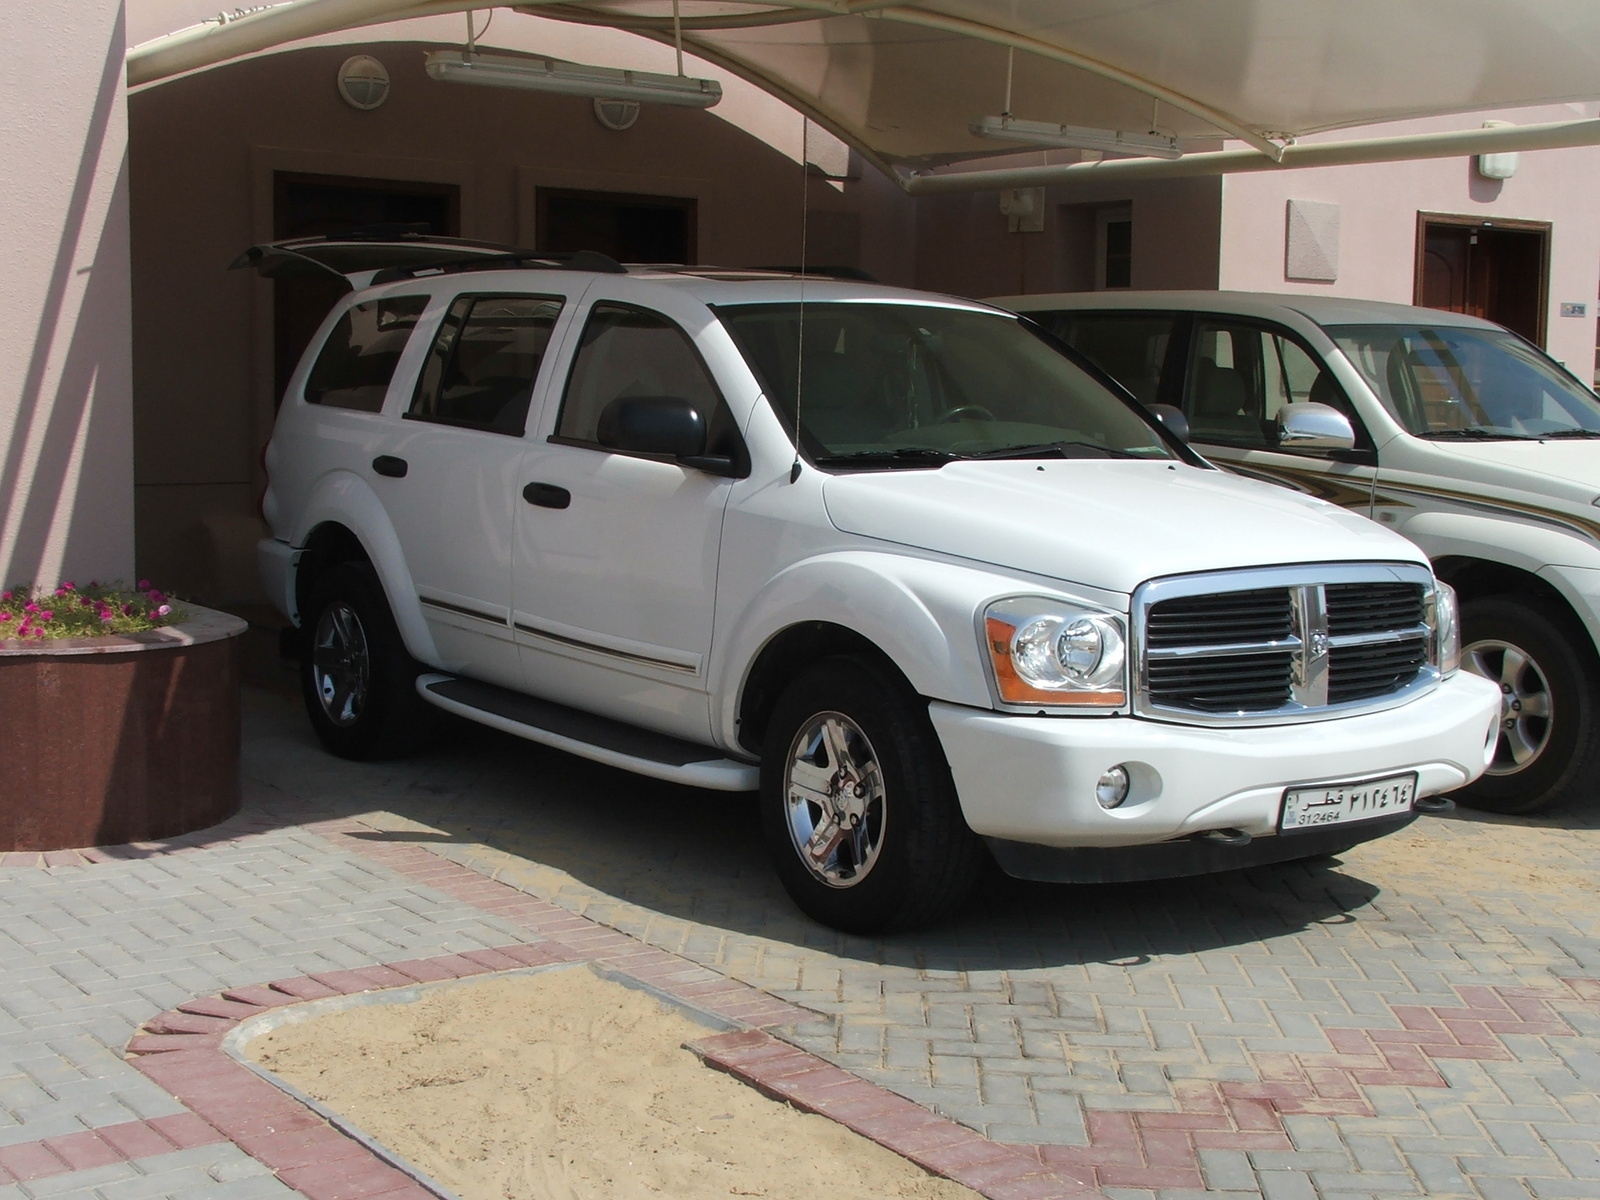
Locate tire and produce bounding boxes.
[759,657,987,933]
[1455,595,1600,815]
[299,562,428,760]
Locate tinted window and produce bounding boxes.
[1051,313,1175,405]
[557,304,735,452]
[303,296,428,411]
[408,294,562,434]
[1187,320,1350,450]
[719,302,1174,464]
[1331,324,1600,439]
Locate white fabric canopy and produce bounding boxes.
[127,0,1600,184]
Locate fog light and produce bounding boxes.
[1095,765,1131,809]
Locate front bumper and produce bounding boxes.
[931,670,1500,850]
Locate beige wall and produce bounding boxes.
[128,41,913,602]
[0,2,134,591]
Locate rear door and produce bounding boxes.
[380,285,583,689]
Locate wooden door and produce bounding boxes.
[1416,215,1549,346]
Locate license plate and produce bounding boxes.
[1279,772,1417,832]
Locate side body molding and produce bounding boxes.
[288,470,440,666]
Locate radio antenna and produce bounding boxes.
[791,116,810,483]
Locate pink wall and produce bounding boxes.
[1219,105,1600,374]
[0,1,134,590]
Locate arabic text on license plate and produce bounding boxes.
[1280,773,1417,832]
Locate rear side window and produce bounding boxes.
[408,294,563,435]
[303,296,428,411]
[556,303,736,453]
[1050,313,1176,405]
[1187,319,1356,450]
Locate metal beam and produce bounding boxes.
[899,117,1600,194]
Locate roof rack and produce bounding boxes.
[369,248,628,284]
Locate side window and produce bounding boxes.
[304,296,428,412]
[408,294,563,435]
[1056,313,1176,406]
[1187,320,1353,450]
[556,303,738,455]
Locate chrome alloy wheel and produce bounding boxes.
[312,601,371,728]
[783,711,887,888]
[1465,638,1554,775]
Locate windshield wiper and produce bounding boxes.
[1534,428,1600,439]
[812,447,960,469]
[1418,428,1538,441]
[965,440,1140,461]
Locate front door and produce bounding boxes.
[380,287,577,689]
[511,283,743,739]
[1416,216,1549,347]
[1181,317,1378,515]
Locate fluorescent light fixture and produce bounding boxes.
[970,115,1182,159]
[424,50,722,108]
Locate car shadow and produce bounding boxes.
[245,686,1389,972]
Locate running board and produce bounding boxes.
[415,673,759,792]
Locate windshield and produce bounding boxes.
[1331,323,1600,439]
[717,302,1177,467]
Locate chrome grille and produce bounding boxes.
[1135,565,1437,724]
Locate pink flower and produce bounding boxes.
[154,604,172,617]
[16,621,29,637]
[0,612,9,623]
[147,590,166,603]
[34,629,44,639]
[0,591,10,601]
[24,602,38,614]
[38,610,52,621]
[137,580,150,590]
[121,602,134,616]
[100,613,114,624]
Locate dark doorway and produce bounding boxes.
[537,188,695,264]
[1415,214,1549,346]
[272,173,459,404]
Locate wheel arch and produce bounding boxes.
[735,622,914,756]
[1435,555,1600,661]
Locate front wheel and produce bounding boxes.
[759,658,986,933]
[1455,595,1600,815]
[300,563,427,760]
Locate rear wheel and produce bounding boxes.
[759,658,986,933]
[1456,595,1600,814]
[300,563,427,760]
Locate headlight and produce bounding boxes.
[984,598,1128,707]
[1432,580,1460,676]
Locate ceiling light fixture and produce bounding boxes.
[424,50,722,108]
[970,115,1182,159]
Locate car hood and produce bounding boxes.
[822,460,1423,596]
[1415,439,1600,493]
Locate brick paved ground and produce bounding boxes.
[1,680,1596,1199]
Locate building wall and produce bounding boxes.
[913,175,1223,299]
[0,1,134,590]
[128,40,911,602]
[1219,105,1600,374]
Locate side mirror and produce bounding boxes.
[597,395,706,459]
[1277,402,1355,451]
[1148,403,1190,444]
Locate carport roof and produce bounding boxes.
[129,1,1600,188]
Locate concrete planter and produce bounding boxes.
[0,605,248,851]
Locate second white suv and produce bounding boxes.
[257,251,1499,930]
[1000,291,1600,817]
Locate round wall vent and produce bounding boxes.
[593,97,640,131]
[338,55,390,110]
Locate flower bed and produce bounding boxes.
[0,580,182,641]
[0,602,248,852]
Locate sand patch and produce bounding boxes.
[245,966,978,1200]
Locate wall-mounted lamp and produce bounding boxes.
[424,50,722,108]
[970,115,1182,159]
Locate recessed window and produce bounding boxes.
[1096,207,1133,290]
[303,296,428,411]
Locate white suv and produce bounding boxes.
[258,250,1500,931]
[999,290,1600,816]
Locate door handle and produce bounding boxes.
[523,482,571,509]
[372,455,408,478]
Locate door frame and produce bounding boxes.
[1413,211,1551,346]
